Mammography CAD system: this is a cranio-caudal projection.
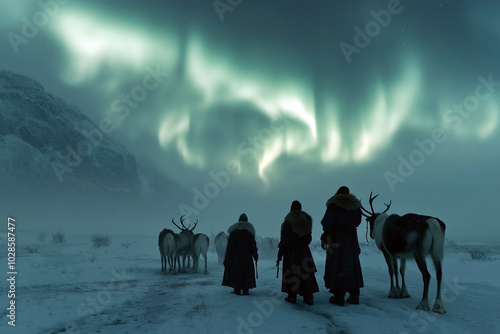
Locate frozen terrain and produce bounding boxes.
[1,232,499,334]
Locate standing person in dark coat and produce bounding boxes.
[222,213,258,295]
[277,200,319,305]
[321,186,364,306]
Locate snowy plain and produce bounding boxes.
[1,231,499,334]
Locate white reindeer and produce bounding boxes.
[215,232,228,264]
[192,233,210,274]
[260,237,278,258]
[158,228,179,274]
[361,192,446,314]
[158,228,175,273]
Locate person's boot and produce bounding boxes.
[285,293,297,304]
[303,293,314,306]
[347,288,359,305]
[233,288,241,295]
[329,291,345,306]
[243,289,249,295]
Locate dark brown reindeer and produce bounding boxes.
[171,215,210,274]
[361,192,446,314]
[172,215,197,273]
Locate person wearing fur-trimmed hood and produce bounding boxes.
[321,186,364,306]
[222,213,258,295]
[277,200,319,305]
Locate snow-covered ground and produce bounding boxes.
[1,232,499,334]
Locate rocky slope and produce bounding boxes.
[0,71,141,197]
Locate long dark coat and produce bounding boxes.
[222,221,258,291]
[321,194,364,291]
[278,210,320,296]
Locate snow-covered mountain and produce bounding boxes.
[0,70,141,197]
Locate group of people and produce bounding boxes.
[222,186,364,306]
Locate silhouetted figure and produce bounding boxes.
[222,213,258,295]
[321,186,364,305]
[278,200,319,305]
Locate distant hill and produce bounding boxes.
[0,70,183,200]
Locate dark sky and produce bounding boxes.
[1,0,499,242]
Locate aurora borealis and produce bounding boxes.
[1,0,499,242]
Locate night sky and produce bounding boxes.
[1,0,499,242]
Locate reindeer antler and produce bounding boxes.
[172,215,189,230]
[369,192,379,214]
[382,200,392,213]
[189,219,198,232]
[360,203,373,217]
[361,191,376,217]
[171,217,183,230]
[361,192,392,217]
[179,215,192,230]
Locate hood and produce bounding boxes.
[326,193,361,211]
[284,210,312,237]
[227,221,255,236]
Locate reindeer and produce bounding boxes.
[215,232,228,264]
[171,215,197,273]
[158,228,176,274]
[361,192,446,314]
[158,228,175,274]
[260,237,279,258]
[192,234,210,274]
[158,229,168,273]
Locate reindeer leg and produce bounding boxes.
[192,251,198,273]
[414,252,431,311]
[172,252,178,275]
[204,252,208,275]
[383,252,399,298]
[393,258,401,297]
[399,259,410,298]
[181,254,187,273]
[431,255,446,314]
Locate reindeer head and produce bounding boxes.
[361,192,391,239]
[171,215,198,232]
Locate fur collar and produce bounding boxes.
[284,210,312,237]
[326,193,361,211]
[228,221,255,236]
